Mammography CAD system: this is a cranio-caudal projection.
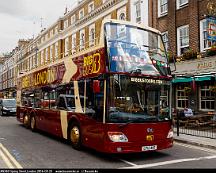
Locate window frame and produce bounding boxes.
[162,31,169,51]
[79,8,84,20]
[177,25,189,56]
[199,85,215,111]
[158,0,168,17]
[176,85,189,109]
[135,1,141,23]
[176,0,188,10]
[88,2,94,13]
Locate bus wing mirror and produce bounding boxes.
[93,80,100,93]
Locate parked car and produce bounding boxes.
[0,98,16,116]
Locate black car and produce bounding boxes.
[0,98,16,116]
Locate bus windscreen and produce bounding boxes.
[105,23,170,76]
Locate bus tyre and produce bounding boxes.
[23,114,30,128]
[30,116,36,132]
[69,122,82,150]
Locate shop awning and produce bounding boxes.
[172,77,193,83]
[194,75,213,82]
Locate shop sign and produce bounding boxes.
[197,60,216,69]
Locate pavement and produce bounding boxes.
[174,133,216,150]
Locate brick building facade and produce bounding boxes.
[152,0,216,113]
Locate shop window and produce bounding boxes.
[200,85,215,111]
[176,85,189,109]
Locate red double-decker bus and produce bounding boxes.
[16,19,174,153]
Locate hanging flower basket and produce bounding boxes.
[184,87,192,94]
[210,86,216,93]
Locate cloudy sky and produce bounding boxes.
[0,0,78,55]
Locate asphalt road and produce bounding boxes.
[1,116,216,169]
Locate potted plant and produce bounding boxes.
[182,48,198,60]
[206,44,216,57]
[210,85,216,93]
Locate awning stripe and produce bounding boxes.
[172,75,214,83]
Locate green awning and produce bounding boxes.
[194,76,212,82]
[172,77,193,83]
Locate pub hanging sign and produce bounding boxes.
[207,16,216,42]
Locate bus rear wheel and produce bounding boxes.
[30,116,36,132]
[69,122,82,150]
[23,114,30,128]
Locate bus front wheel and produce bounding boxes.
[68,122,82,150]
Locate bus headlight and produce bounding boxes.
[108,132,128,142]
[167,129,174,138]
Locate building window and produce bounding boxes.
[64,20,68,29]
[65,37,69,56]
[135,1,141,23]
[119,13,126,20]
[177,0,188,9]
[177,25,189,56]
[162,31,169,51]
[45,48,49,63]
[80,31,85,50]
[200,19,216,52]
[200,85,215,111]
[117,6,126,21]
[50,45,53,62]
[72,34,76,54]
[158,0,168,17]
[88,2,94,13]
[71,15,76,24]
[79,9,84,20]
[176,85,189,109]
[55,26,58,34]
[89,24,95,47]
[55,43,58,60]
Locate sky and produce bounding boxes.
[0,0,78,55]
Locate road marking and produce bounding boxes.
[175,142,216,154]
[120,155,216,169]
[119,159,138,166]
[0,143,22,169]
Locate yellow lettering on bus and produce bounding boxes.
[83,52,101,76]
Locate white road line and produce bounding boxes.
[119,159,138,166]
[119,142,216,169]
[0,143,22,169]
[120,155,216,169]
[175,142,216,154]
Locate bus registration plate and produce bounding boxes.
[142,145,157,151]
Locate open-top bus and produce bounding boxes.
[16,19,173,153]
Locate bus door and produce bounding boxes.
[81,79,105,149]
[43,92,62,136]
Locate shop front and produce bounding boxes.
[171,56,216,114]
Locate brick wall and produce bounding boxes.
[151,0,216,56]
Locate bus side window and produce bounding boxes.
[58,97,67,110]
